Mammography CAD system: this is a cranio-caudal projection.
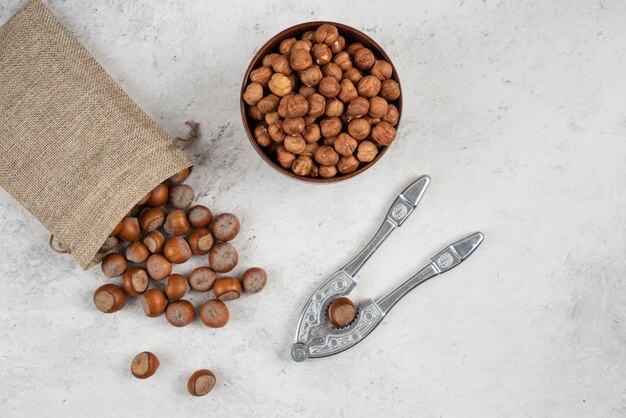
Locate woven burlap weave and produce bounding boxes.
[0,0,193,269]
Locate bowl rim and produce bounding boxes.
[240,21,403,184]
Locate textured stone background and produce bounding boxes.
[0,0,625,416]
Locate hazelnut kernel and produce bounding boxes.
[348,118,371,140]
[368,96,388,119]
[276,146,296,168]
[324,98,344,117]
[346,42,365,55]
[312,43,332,65]
[278,94,309,118]
[380,79,401,101]
[257,94,280,113]
[334,133,358,157]
[282,117,305,135]
[298,65,323,87]
[271,54,292,75]
[284,134,307,154]
[383,104,400,126]
[279,38,297,55]
[333,51,353,71]
[320,117,342,137]
[315,24,339,45]
[371,121,397,146]
[303,123,321,144]
[318,76,341,98]
[357,140,379,162]
[307,93,326,117]
[268,73,292,97]
[291,155,314,176]
[314,145,339,166]
[347,97,370,117]
[342,67,363,84]
[371,60,393,80]
[319,164,338,178]
[321,62,342,81]
[337,155,360,174]
[337,79,358,104]
[249,66,272,88]
[353,47,376,70]
[330,36,346,54]
[357,75,382,98]
[243,82,263,105]
[290,48,313,72]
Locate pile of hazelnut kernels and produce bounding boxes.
[93,167,267,330]
[243,23,401,179]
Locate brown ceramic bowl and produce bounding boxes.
[241,21,402,183]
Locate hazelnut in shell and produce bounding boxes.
[98,236,119,254]
[188,228,214,255]
[213,277,243,301]
[147,183,169,207]
[141,289,168,317]
[164,209,190,236]
[164,236,192,264]
[165,300,195,327]
[168,167,192,185]
[121,267,149,296]
[241,267,267,294]
[199,300,229,328]
[139,207,166,232]
[146,254,173,280]
[188,370,216,396]
[169,184,195,209]
[117,217,140,242]
[208,242,239,273]
[357,140,379,163]
[188,205,212,228]
[189,267,217,292]
[125,241,150,264]
[166,274,189,301]
[101,253,128,278]
[93,284,126,313]
[143,230,165,253]
[210,213,240,241]
[328,297,357,327]
[131,352,159,379]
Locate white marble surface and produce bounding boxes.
[1,0,625,416]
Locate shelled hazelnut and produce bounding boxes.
[244,23,400,179]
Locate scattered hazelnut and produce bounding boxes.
[334,133,358,157]
[164,236,192,264]
[321,62,343,81]
[325,99,344,117]
[380,79,401,101]
[278,94,309,118]
[147,183,169,207]
[131,352,159,379]
[141,289,167,317]
[282,117,305,135]
[354,47,376,70]
[319,164,338,178]
[290,48,312,71]
[370,60,393,80]
[371,121,397,146]
[337,155,360,174]
[169,184,195,209]
[320,117,342,137]
[357,75,382,98]
[213,277,243,301]
[189,267,217,292]
[93,284,126,313]
[312,43,332,65]
[243,82,264,105]
[143,230,165,254]
[315,24,339,45]
[368,96,388,118]
[188,228,214,255]
[241,267,267,294]
[337,79,358,103]
[268,73,292,97]
[164,209,190,236]
[318,76,341,98]
[348,118,371,140]
[146,254,173,280]
[199,300,229,328]
[121,267,149,296]
[208,242,238,273]
[383,104,400,126]
[117,217,140,242]
[284,134,307,154]
[307,94,326,117]
[271,54,292,75]
[292,155,313,176]
[257,94,280,113]
[279,38,297,55]
[165,300,195,327]
[187,205,212,228]
[357,140,379,162]
[166,274,189,301]
[347,97,370,117]
[328,297,357,327]
[299,65,323,87]
[98,235,119,254]
[211,213,240,241]
[249,66,273,87]
[125,241,150,264]
[101,252,127,278]
[187,370,216,396]
[139,207,166,231]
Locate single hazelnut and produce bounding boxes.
[262,53,280,67]
[290,48,312,71]
[284,134,307,154]
[117,217,140,242]
[189,267,217,292]
[315,24,339,45]
[279,38,297,55]
[324,135,338,145]
[303,123,321,144]
[247,105,264,121]
[312,43,332,65]
[303,115,317,126]
[337,79,358,103]
[164,209,190,236]
[347,97,370,117]
[298,85,317,98]
[325,99,344,117]
[276,146,296,169]
[131,352,159,379]
[188,228,214,256]
[125,241,150,264]
[271,54,292,75]
[268,73,292,97]
[141,289,167,317]
[383,104,400,126]
[314,145,340,166]
[291,39,312,53]
[121,267,149,296]
[301,141,319,157]
[164,236,192,264]
[292,155,314,176]
[342,67,363,85]
[143,230,165,253]
[147,183,169,207]
[318,76,341,98]
[101,252,127,278]
[307,93,326,117]
[139,207,166,231]
[348,118,371,140]
[353,47,376,70]
[187,370,216,396]
[380,79,401,101]
[187,204,212,228]
[241,267,267,294]
[249,66,273,88]
[337,155,360,174]
[334,133,358,157]
[368,96,388,118]
[333,51,353,71]
[93,284,126,314]
[357,75,382,98]
[357,140,379,162]
[257,94,280,113]
[319,164,338,178]
[364,115,382,125]
[278,94,309,118]
[146,254,173,280]
[328,297,357,327]
[346,42,364,55]
[301,30,315,41]
[169,184,195,209]
[243,82,264,105]
[165,300,195,327]
[298,65,323,87]
[371,121,397,146]
[371,60,393,80]
[320,117,342,137]
[169,167,190,185]
[321,62,342,81]
[330,35,346,54]
[98,236,119,253]
[137,191,151,206]
[288,72,300,91]
[282,117,305,135]
[166,274,189,301]
[213,277,243,301]
[110,221,123,237]
[208,242,238,273]
[199,300,229,328]
[268,122,286,143]
[254,124,271,147]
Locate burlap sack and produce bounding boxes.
[0,0,193,269]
